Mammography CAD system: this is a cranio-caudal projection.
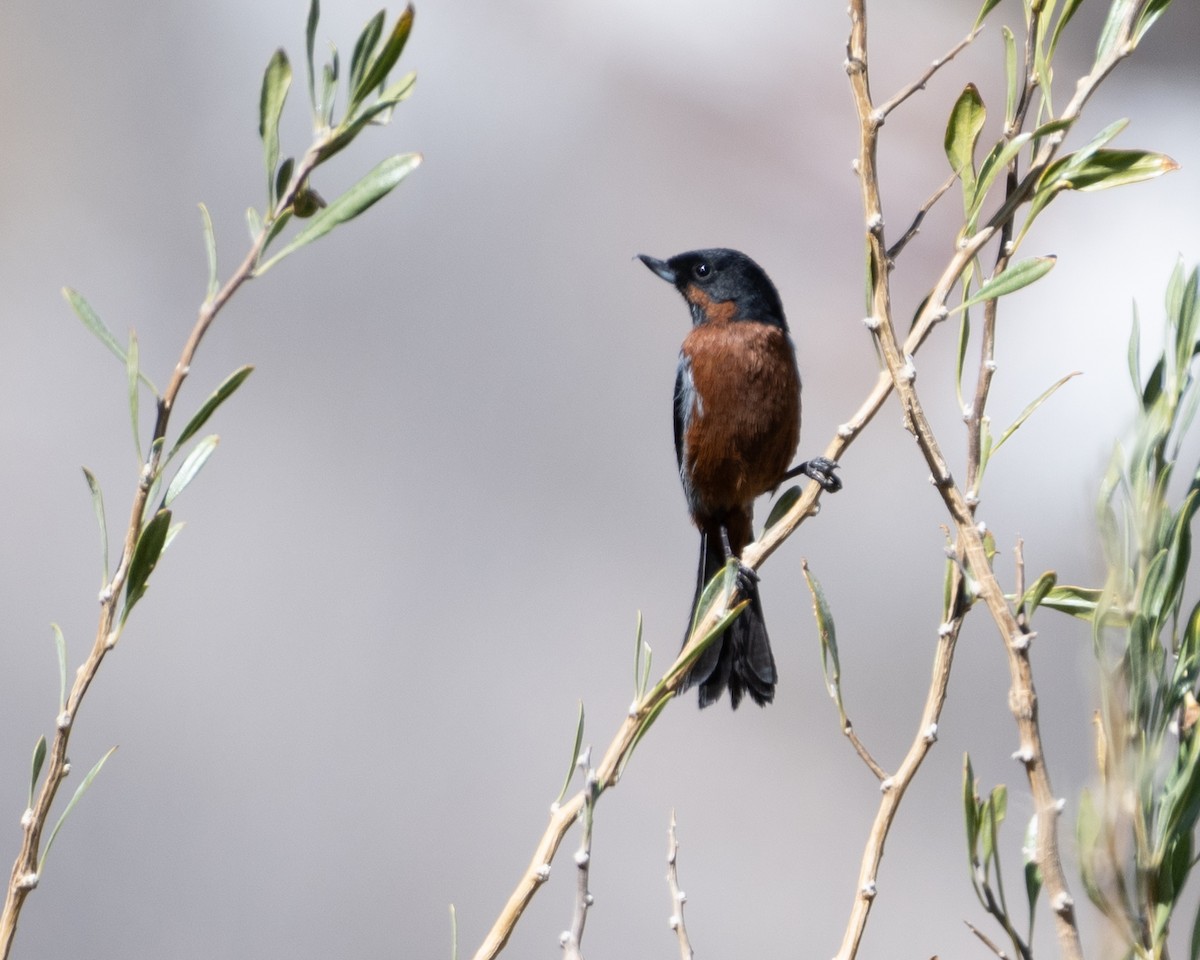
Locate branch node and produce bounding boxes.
[837,423,855,439]
[19,809,33,829]
[14,873,38,892]
[933,305,950,322]
[1011,746,1035,765]
[55,711,72,731]
[1055,797,1067,813]
[535,863,552,882]
[98,585,113,604]
[1052,891,1075,915]
[923,723,939,744]
[866,212,884,234]
[879,777,895,793]
[900,355,916,382]
[860,880,877,899]
[862,315,881,332]
[1011,629,1035,650]
[574,850,590,867]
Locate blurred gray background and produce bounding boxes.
[1,0,1198,957]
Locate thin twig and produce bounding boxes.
[844,723,888,781]
[886,172,957,263]
[560,751,596,960]
[844,2,1085,957]
[666,812,694,960]
[966,920,1010,959]
[0,141,325,958]
[876,25,983,118]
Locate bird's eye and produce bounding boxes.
[693,262,712,280]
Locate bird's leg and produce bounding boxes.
[782,456,843,493]
[719,525,760,595]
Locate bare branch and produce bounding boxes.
[666,812,694,960]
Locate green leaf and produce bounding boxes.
[993,371,1081,453]
[971,132,1032,217]
[51,623,67,712]
[974,0,1002,29]
[964,753,980,867]
[321,45,339,127]
[198,203,219,302]
[126,329,142,462]
[1022,813,1042,931]
[1048,0,1084,63]
[1135,0,1173,46]
[318,71,418,165]
[556,701,585,805]
[246,206,263,242]
[123,509,172,618]
[348,10,386,98]
[1038,584,1109,621]
[1064,149,1179,192]
[254,153,421,276]
[632,610,652,700]
[274,156,295,209]
[1020,571,1058,618]
[29,736,46,808]
[259,49,292,208]
[305,0,320,114]
[63,289,156,393]
[1002,26,1017,128]
[945,83,986,203]
[802,561,844,724]
[168,366,254,463]
[764,485,801,530]
[163,521,186,554]
[81,467,109,583]
[40,746,117,872]
[1128,303,1142,396]
[952,256,1057,314]
[352,5,414,107]
[164,435,219,507]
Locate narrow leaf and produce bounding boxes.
[274,157,295,209]
[169,365,254,462]
[974,0,1002,30]
[246,206,263,242]
[349,10,386,97]
[254,153,421,276]
[1020,571,1058,619]
[803,561,844,723]
[29,736,47,808]
[163,521,186,554]
[556,701,585,805]
[64,288,125,367]
[945,83,986,201]
[765,485,801,530]
[1002,26,1017,128]
[40,746,118,872]
[51,623,67,712]
[124,509,173,616]
[259,49,292,207]
[1038,584,1110,621]
[952,256,1057,314]
[126,329,142,461]
[1048,0,1084,62]
[164,435,219,507]
[198,203,219,302]
[993,371,1082,453]
[972,132,1032,216]
[353,5,414,106]
[1065,149,1179,192]
[82,467,109,583]
[1022,813,1043,936]
[305,0,320,114]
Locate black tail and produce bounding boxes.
[683,531,777,709]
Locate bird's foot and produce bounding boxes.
[785,457,843,493]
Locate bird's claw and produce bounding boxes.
[802,457,842,493]
[734,561,760,595]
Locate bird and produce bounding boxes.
[637,248,841,708]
